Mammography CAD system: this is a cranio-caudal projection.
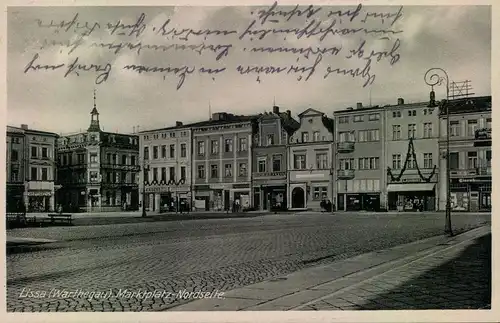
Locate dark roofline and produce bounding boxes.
[101,131,139,137]
[334,105,384,114]
[8,125,59,137]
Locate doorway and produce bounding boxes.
[291,187,305,208]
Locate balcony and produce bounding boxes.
[475,128,492,140]
[337,169,355,180]
[337,142,355,153]
[477,166,492,176]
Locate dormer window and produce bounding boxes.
[267,134,274,146]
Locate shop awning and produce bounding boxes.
[387,183,436,192]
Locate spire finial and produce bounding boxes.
[209,100,212,119]
[94,88,96,109]
[273,96,276,106]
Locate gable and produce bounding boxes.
[298,108,324,118]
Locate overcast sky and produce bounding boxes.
[7,4,491,134]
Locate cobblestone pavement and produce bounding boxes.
[7,212,490,312]
[298,233,491,311]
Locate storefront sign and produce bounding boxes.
[27,191,52,197]
[459,178,492,183]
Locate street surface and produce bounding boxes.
[6,212,490,312]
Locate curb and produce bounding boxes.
[167,225,490,311]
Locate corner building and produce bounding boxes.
[439,96,491,212]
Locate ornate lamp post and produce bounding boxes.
[424,68,453,236]
[142,159,150,217]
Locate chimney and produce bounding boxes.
[273,106,280,114]
[21,124,28,130]
[212,112,227,121]
[356,102,363,109]
[176,121,183,127]
[397,98,404,105]
[286,110,291,117]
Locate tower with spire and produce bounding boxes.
[88,89,101,132]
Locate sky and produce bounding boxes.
[7,4,491,134]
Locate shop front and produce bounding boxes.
[6,185,25,212]
[387,183,436,211]
[194,185,210,211]
[27,190,53,212]
[254,184,287,211]
[344,193,381,211]
[450,178,491,212]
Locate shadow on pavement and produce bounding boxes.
[356,233,491,310]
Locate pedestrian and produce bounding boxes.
[320,199,325,212]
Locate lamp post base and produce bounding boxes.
[444,207,453,236]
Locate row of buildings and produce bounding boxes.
[6,92,491,213]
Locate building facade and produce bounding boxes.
[333,103,385,211]
[139,122,192,212]
[6,126,26,212]
[384,97,440,211]
[192,112,256,211]
[439,96,491,212]
[252,106,300,211]
[56,106,140,212]
[6,125,58,212]
[287,108,334,211]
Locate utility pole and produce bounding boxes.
[142,158,149,217]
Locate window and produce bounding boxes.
[225,139,233,152]
[31,146,37,158]
[294,154,306,169]
[144,147,149,160]
[272,155,282,172]
[11,150,18,161]
[198,165,205,179]
[301,132,309,142]
[358,157,379,170]
[90,154,97,163]
[339,158,355,169]
[161,167,167,181]
[11,169,19,182]
[41,168,48,181]
[407,155,416,169]
[211,165,218,178]
[423,153,433,168]
[467,151,478,169]
[449,152,459,169]
[392,154,402,169]
[267,134,275,146]
[161,145,167,158]
[198,141,205,155]
[467,120,478,137]
[423,123,433,138]
[224,164,232,177]
[358,129,380,142]
[258,158,266,172]
[181,144,187,157]
[122,155,127,165]
[392,111,402,118]
[153,146,159,159]
[131,156,136,165]
[313,187,328,200]
[338,131,355,142]
[338,116,349,124]
[313,131,320,142]
[211,140,219,154]
[170,144,175,158]
[392,125,401,140]
[42,147,48,158]
[90,171,98,182]
[368,113,380,121]
[168,167,174,180]
[353,115,363,122]
[486,118,492,129]
[316,153,328,169]
[408,110,416,116]
[449,121,460,137]
[153,168,158,181]
[486,150,492,167]
[239,138,247,151]
[181,166,186,180]
[239,163,247,176]
[408,124,416,138]
[31,167,37,180]
[121,172,127,183]
[107,153,112,162]
[144,169,149,182]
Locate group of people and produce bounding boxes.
[398,197,425,212]
[320,199,334,212]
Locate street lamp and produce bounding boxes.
[424,68,453,236]
[142,159,150,217]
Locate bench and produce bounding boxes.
[48,213,73,225]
